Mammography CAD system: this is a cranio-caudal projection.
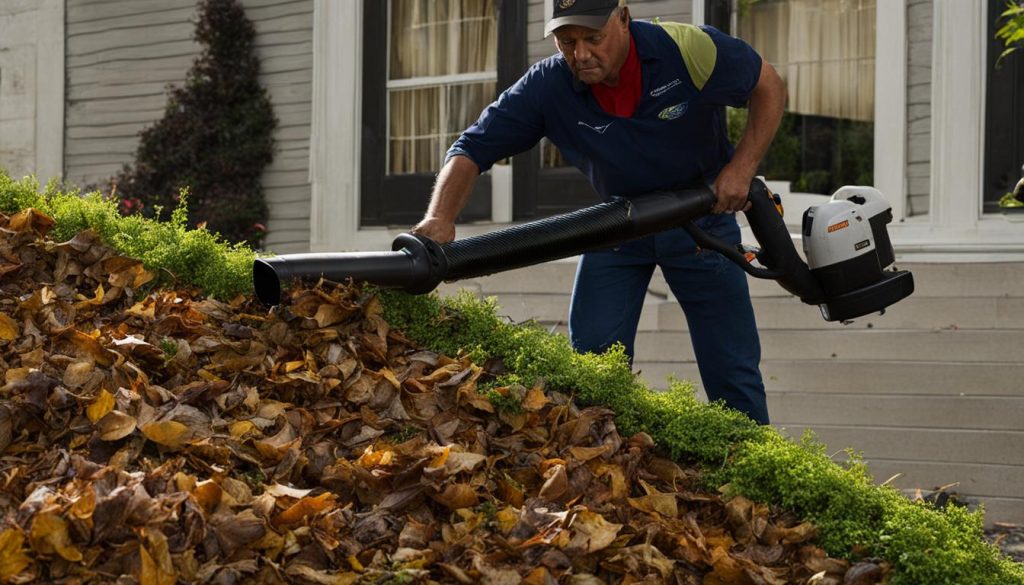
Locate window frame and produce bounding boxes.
[360,0,497,226]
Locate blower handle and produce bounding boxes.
[683,179,826,303]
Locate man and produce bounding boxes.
[412,0,786,424]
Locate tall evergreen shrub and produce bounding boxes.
[111,0,276,248]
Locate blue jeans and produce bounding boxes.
[568,214,769,424]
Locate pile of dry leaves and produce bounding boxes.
[0,209,887,584]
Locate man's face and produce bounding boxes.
[553,9,630,86]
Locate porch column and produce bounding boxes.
[929,0,985,229]
[309,0,369,252]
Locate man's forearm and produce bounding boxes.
[425,155,480,222]
[411,154,481,243]
[733,60,787,173]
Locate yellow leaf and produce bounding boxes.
[0,528,31,581]
[141,420,192,449]
[229,420,257,439]
[87,389,115,423]
[197,369,222,382]
[377,368,401,389]
[0,313,18,341]
[70,485,97,520]
[284,360,305,373]
[29,513,82,562]
[138,531,176,585]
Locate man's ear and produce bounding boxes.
[620,6,630,24]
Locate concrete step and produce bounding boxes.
[439,291,1024,332]
[768,393,1024,431]
[780,425,1024,468]
[443,259,1024,300]
[965,497,1024,526]
[634,329,1024,363]
[657,296,1024,331]
[863,459,1024,504]
[862,460,1024,525]
[635,360,1024,397]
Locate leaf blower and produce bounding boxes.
[253,179,914,322]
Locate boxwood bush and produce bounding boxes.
[3,170,1023,584]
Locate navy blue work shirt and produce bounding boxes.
[447,20,763,199]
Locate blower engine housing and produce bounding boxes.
[801,186,914,321]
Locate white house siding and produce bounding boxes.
[64,0,313,253]
[0,0,63,181]
[906,0,932,216]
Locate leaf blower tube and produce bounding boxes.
[254,186,720,306]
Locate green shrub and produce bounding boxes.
[0,170,254,299]
[111,0,276,248]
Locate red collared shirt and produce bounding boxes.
[591,36,642,117]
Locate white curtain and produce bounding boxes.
[388,0,497,174]
[739,0,875,122]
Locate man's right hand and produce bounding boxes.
[411,216,456,244]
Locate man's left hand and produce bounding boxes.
[712,162,756,214]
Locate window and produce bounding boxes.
[387,1,497,174]
[984,0,1024,211]
[361,0,500,225]
[734,0,876,195]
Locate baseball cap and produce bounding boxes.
[544,0,625,37]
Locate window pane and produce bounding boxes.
[389,87,442,174]
[389,81,495,175]
[390,0,497,80]
[387,0,497,175]
[737,0,875,194]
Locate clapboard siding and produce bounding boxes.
[64,0,314,253]
[906,0,932,216]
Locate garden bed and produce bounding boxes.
[2,171,1023,584]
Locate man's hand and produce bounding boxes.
[410,216,456,244]
[712,161,756,214]
[713,59,786,214]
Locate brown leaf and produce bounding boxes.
[538,464,569,501]
[843,562,885,585]
[567,509,622,554]
[522,385,550,411]
[432,483,479,510]
[627,492,678,518]
[272,492,337,529]
[96,410,137,441]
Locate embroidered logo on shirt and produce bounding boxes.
[650,79,682,97]
[559,0,576,8]
[657,102,688,120]
[578,121,614,134]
